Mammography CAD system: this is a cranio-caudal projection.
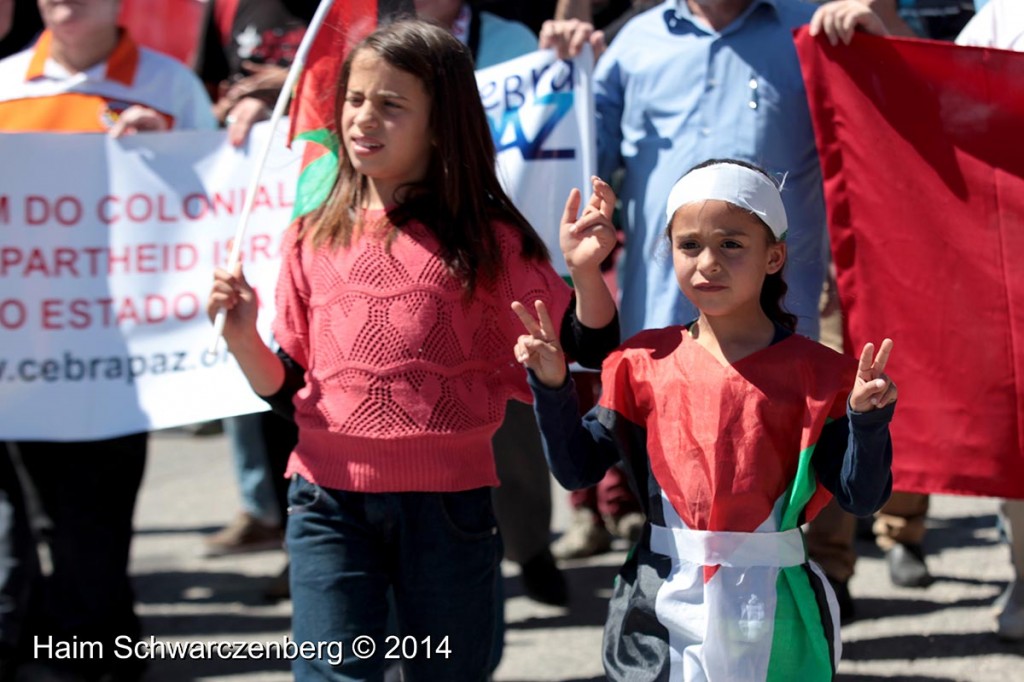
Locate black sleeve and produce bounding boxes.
[812,401,896,517]
[559,293,621,370]
[194,6,230,90]
[260,348,307,421]
[527,369,621,490]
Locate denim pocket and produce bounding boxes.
[436,488,499,542]
[286,474,322,516]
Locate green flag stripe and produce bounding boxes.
[777,442,818,532]
[766,567,833,681]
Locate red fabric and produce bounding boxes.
[213,0,241,49]
[288,0,377,144]
[118,0,205,66]
[795,29,1024,499]
[598,329,855,532]
[273,212,572,493]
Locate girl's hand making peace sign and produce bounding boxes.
[512,299,568,389]
[849,338,897,412]
[561,176,618,276]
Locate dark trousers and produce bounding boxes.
[260,410,297,522]
[0,435,147,677]
[491,400,552,565]
[0,451,36,654]
[286,475,501,681]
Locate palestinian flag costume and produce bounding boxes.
[531,323,894,681]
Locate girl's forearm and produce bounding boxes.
[225,334,286,397]
[570,266,616,330]
[528,369,617,490]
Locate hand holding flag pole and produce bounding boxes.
[208,0,340,354]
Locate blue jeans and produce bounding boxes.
[286,475,502,682]
[225,413,281,525]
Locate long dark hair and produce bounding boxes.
[666,158,798,332]
[302,19,549,294]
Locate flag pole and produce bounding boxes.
[208,0,339,353]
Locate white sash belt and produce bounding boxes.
[649,525,806,568]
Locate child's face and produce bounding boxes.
[669,200,786,321]
[342,50,433,209]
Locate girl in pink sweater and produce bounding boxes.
[208,19,617,682]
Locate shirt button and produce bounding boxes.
[701,127,711,136]
[749,101,758,109]
[749,78,758,89]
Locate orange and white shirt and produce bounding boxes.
[0,30,217,132]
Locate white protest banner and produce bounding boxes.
[0,55,596,441]
[0,122,302,440]
[477,48,596,276]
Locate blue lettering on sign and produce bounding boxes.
[481,61,576,161]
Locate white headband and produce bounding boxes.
[664,163,788,240]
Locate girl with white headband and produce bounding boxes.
[513,159,898,680]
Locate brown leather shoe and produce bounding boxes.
[201,512,283,558]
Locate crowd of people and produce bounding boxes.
[0,0,1022,680]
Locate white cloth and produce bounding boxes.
[955,0,1024,50]
[650,525,806,567]
[665,162,788,240]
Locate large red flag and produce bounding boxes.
[795,29,1024,499]
[118,0,206,66]
[288,0,379,217]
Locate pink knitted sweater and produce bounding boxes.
[273,211,572,492]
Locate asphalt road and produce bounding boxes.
[17,429,1024,681]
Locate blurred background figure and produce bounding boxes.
[413,0,571,609]
[0,0,41,59]
[855,0,973,39]
[192,0,313,600]
[414,0,538,68]
[0,0,215,678]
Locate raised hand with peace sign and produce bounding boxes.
[512,299,568,389]
[559,176,619,338]
[849,338,897,412]
[561,176,618,275]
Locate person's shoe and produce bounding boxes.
[606,512,645,544]
[995,580,1024,641]
[826,575,856,625]
[264,562,291,601]
[552,509,613,560]
[201,512,284,558]
[887,542,934,588]
[518,548,569,606]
